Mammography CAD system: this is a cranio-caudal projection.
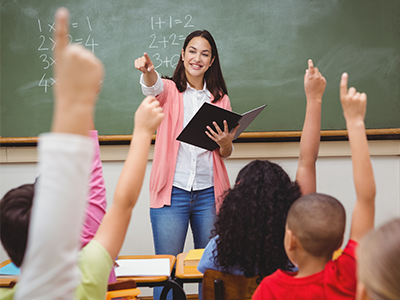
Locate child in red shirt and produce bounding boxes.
[253,73,376,300]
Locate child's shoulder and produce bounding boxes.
[337,240,358,260]
[0,286,16,300]
[322,240,358,297]
[326,240,358,272]
[260,269,298,286]
[254,270,305,299]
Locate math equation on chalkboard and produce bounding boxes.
[36,16,98,93]
[147,14,195,69]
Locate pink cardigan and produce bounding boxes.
[150,79,231,212]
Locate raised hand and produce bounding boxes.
[134,96,164,136]
[135,53,155,74]
[295,59,325,195]
[52,8,104,135]
[95,98,163,261]
[340,73,367,124]
[304,59,326,101]
[340,72,375,243]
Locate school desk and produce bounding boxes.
[116,255,187,300]
[175,252,203,280]
[0,259,17,288]
[0,256,184,300]
[174,252,203,290]
[0,259,141,299]
[106,279,141,300]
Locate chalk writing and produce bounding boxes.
[148,14,195,70]
[36,16,98,93]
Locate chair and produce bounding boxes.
[202,269,259,300]
[106,279,141,300]
[332,248,343,260]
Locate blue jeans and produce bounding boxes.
[150,186,216,300]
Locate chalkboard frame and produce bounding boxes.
[1,129,399,146]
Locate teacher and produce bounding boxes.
[135,30,237,299]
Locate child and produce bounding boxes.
[0,121,116,282]
[0,20,115,287]
[135,30,238,299]
[0,7,164,300]
[197,60,326,282]
[252,73,376,299]
[357,218,400,300]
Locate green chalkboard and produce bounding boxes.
[1,0,400,138]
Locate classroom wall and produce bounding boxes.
[1,141,399,295]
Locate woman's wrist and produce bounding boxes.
[219,143,233,158]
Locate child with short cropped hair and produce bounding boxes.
[252,72,376,299]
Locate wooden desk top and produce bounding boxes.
[175,253,203,280]
[116,255,176,283]
[0,260,18,287]
[2,255,177,287]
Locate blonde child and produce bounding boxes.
[357,218,400,300]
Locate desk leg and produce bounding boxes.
[159,279,187,300]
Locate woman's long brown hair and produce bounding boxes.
[164,30,228,103]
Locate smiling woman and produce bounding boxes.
[134,30,235,300]
[182,37,214,90]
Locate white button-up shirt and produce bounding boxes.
[140,72,214,192]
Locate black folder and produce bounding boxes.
[177,103,266,151]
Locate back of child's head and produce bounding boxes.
[286,193,346,259]
[358,218,400,300]
[0,183,34,267]
[214,160,301,279]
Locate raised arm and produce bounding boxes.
[93,96,164,260]
[340,73,376,243]
[51,12,102,136]
[15,8,103,300]
[295,59,326,195]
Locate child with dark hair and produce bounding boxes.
[0,127,115,282]
[1,184,34,268]
[197,60,326,283]
[252,73,376,299]
[0,7,164,300]
[198,160,301,280]
[286,193,346,258]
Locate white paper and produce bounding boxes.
[115,258,170,277]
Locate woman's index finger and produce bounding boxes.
[144,52,152,63]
